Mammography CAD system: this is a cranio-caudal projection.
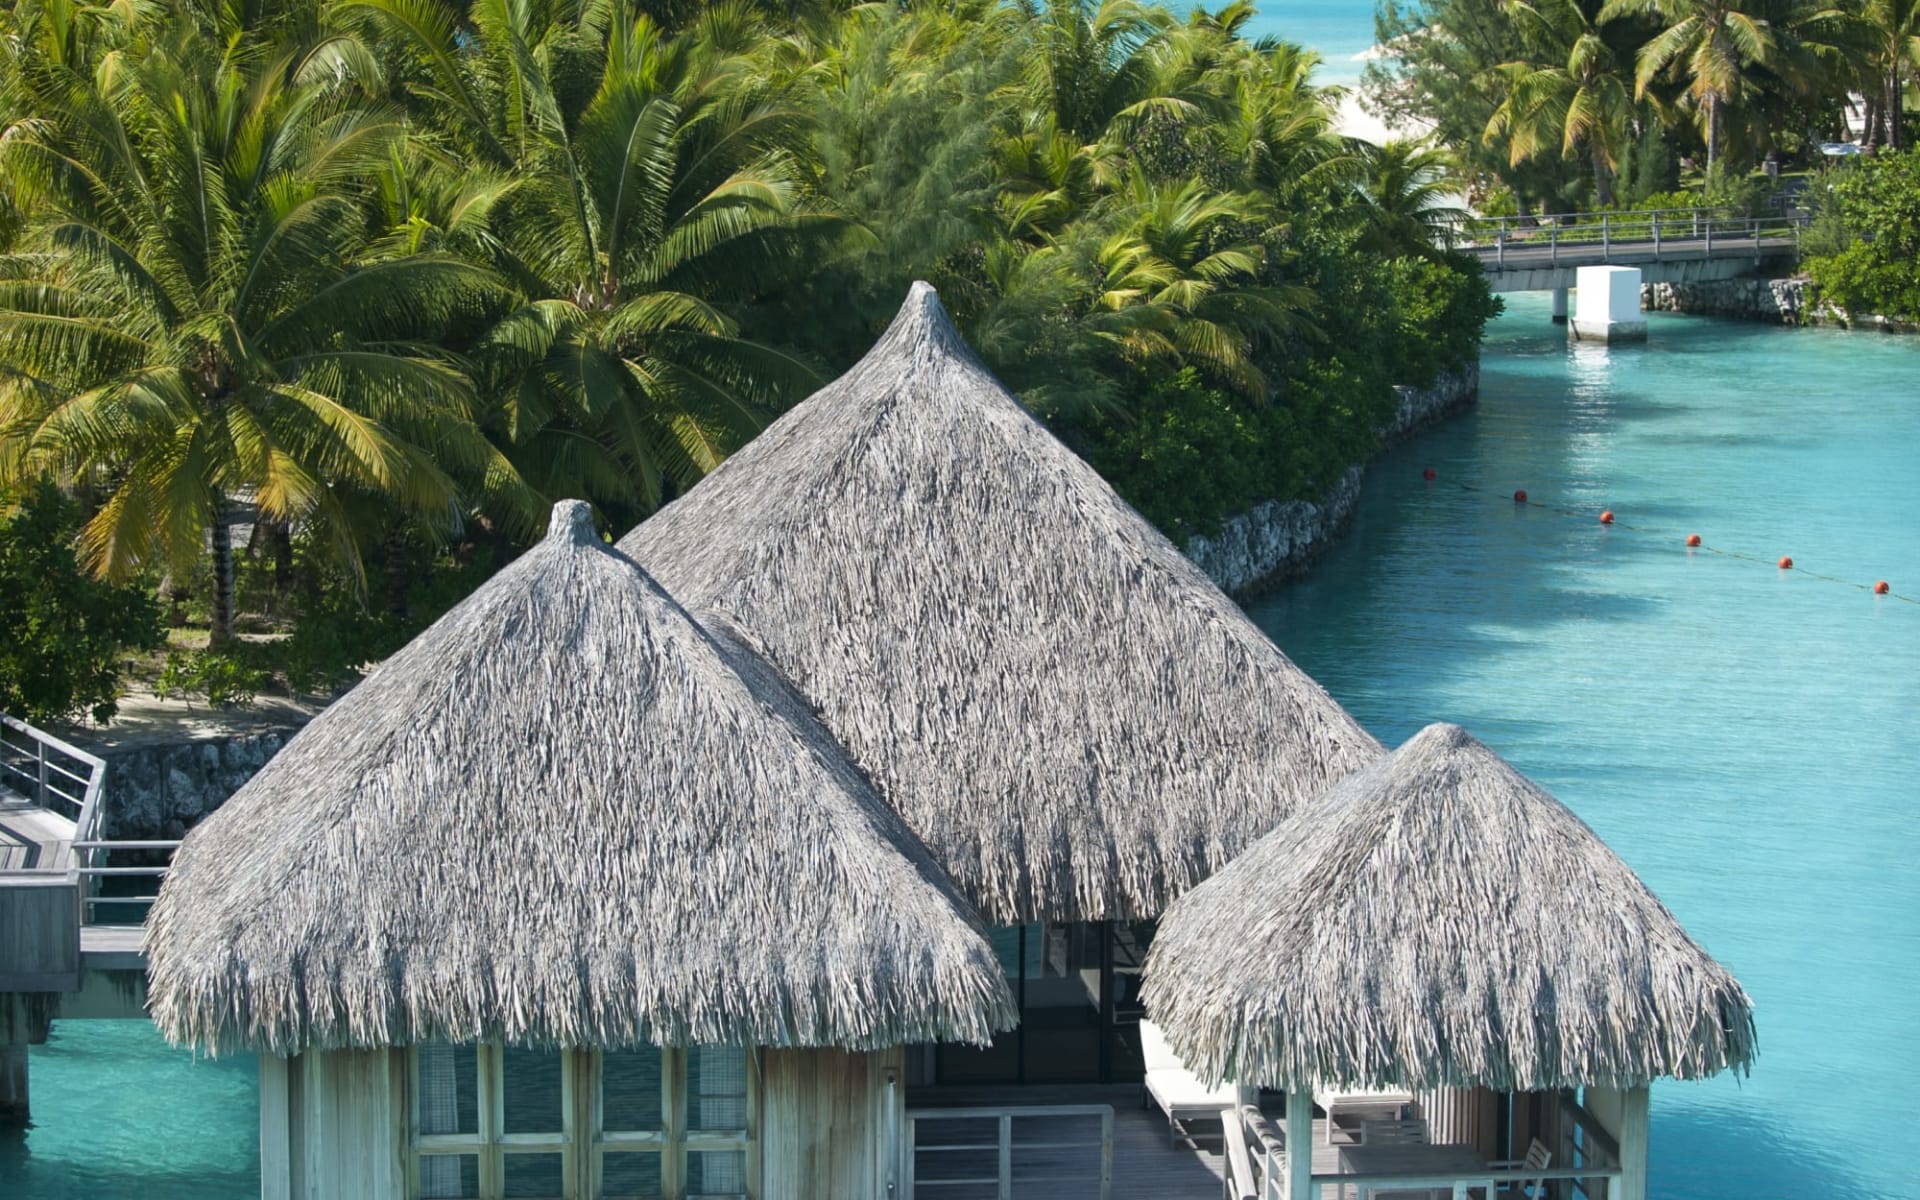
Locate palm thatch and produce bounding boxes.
[1143,723,1756,1092]
[621,284,1380,925]
[145,501,1017,1057]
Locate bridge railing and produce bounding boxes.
[0,711,179,925]
[1441,206,1808,265]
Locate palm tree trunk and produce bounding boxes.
[1706,94,1721,173]
[1593,146,1616,208]
[269,519,294,601]
[209,494,236,647]
[1890,66,1904,151]
[385,525,411,619]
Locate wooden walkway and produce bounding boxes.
[0,785,76,871]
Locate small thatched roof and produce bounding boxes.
[621,284,1380,924]
[1143,723,1756,1092]
[146,501,1016,1057]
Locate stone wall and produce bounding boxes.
[1183,361,1480,597]
[1641,278,1822,324]
[68,699,319,842]
[93,729,297,840]
[1642,277,1920,332]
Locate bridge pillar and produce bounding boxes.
[1551,287,1569,323]
[0,993,52,1129]
[1570,265,1647,343]
[0,1041,25,1127]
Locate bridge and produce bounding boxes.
[1,713,174,1124]
[1447,207,1805,295]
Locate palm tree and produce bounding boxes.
[1485,0,1639,205]
[1018,0,1181,142]
[1350,138,1472,255]
[0,30,497,644]
[1857,0,1920,148]
[342,0,834,526]
[1088,172,1314,402]
[1602,0,1776,170]
[1212,41,1355,200]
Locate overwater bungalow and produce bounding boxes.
[1144,723,1757,1200]
[134,288,1752,1200]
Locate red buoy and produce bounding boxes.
[1875,580,1890,594]
[1513,489,1528,503]
[1778,556,1794,570]
[1423,467,1437,481]
[1686,533,1702,547]
[1600,510,1615,524]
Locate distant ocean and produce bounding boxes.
[1242,0,1381,87]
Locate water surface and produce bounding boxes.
[1252,295,1920,1200]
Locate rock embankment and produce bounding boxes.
[1642,277,1920,332]
[1185,361,1480,596]
[1641,278,1820,324]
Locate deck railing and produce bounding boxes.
[0,712,103,828]
[1439,206,1807,266]
[904,1103,1115,1200]
[0,712,179,925]
[1233,1103,1625,1200]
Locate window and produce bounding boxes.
[410,1044,755,1200]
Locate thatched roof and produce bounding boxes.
[146,501,1017,1057]
[621,284,1380,924]
[1143,723,1756,1092]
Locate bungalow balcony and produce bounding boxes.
[901,1079,1633,1200]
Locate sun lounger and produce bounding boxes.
[1140,1019,1239,1146]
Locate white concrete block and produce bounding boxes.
[1571,265,1647,342]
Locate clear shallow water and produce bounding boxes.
[1252,294,1920,1200]
[1,1021,257,1197]
[6,301,1915,1200]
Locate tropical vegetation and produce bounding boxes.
[0,0,1496,718]
[1372,0,1920,212]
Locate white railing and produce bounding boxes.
[1233,1103,1624,1200]
[1441,206,1807,267]
[904,1103,1114,1200]
[0,712,103,829]
[1,712,179,926]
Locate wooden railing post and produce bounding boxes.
[1601,213,1610,258]
[36,740,47,806]
[1496,223,1506,267]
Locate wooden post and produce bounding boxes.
[1285,1088,1313,1200]
[1615,1086,1650,1200]
[0,1041,27,1129]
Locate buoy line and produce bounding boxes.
[1421,472,1917,605]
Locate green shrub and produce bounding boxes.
[1089,370,1271,536]
[154,649,270,710]
[1803,150,1920,321]
[0,482,163,724]
[1383,254,1504,387]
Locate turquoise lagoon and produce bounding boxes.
[1252,295,1920,1199]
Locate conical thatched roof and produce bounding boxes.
[621,284,1380,924]
[1143,723,1756,1092]
[146,501,1016,1057]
